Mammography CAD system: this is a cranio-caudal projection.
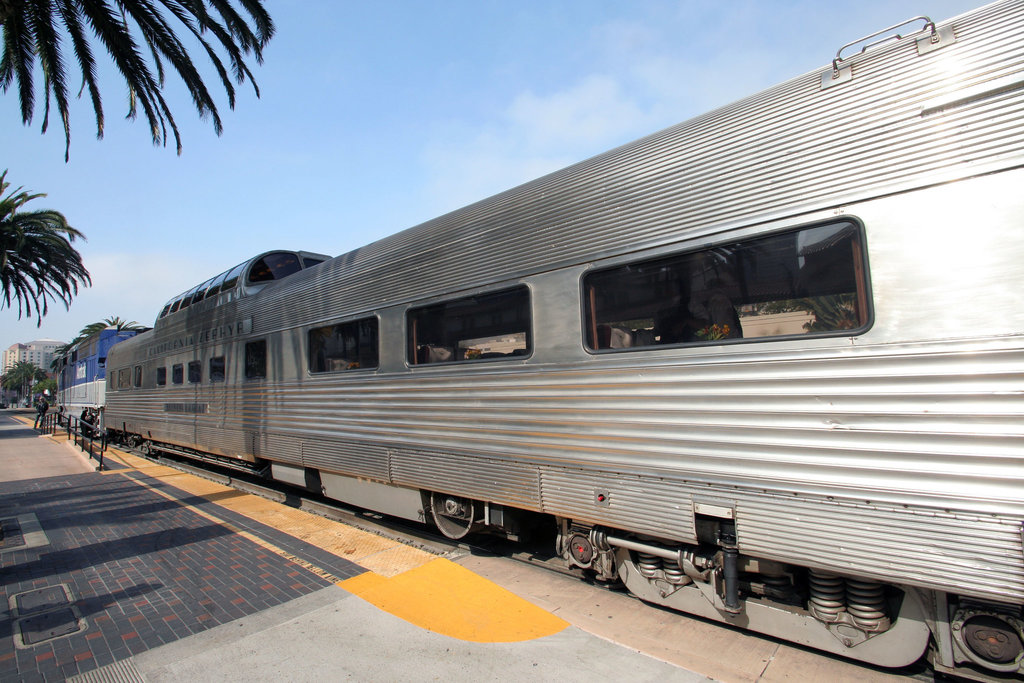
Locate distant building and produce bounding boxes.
[2,339,66,374]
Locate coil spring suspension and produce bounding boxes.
[661,557,687,584]
[762,575,791,590]
[808,570,846,622]
[637,552,661,578]
[808,570,891,632]
[846,579,889,630]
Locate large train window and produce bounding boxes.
[156,367,167,386]
[247,252,302,284]
[245,340,267,379]
[187,361,201,383]
[117,369,131,389]
[172,364,184,384]
[209,356,226,382]
[407,286,532,365]
[583,220,870,351]
[309,318,379,373]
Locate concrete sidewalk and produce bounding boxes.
[0,411,97,481]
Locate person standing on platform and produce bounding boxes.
[34,396,49,429]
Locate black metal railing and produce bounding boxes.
[36,411,106,470]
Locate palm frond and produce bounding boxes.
[2,0,274,158]
[0,169,91,325]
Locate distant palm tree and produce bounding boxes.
[49,348,68,374]
[49,316,146,371]
[1,360,47,403]
[79,316,147,337]
[0,169,91,325]
[0,0,274,159]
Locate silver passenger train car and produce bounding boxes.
[106,2,1024,678]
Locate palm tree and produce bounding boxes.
[0,169,91,325]
[79,316,147,337]
[0,0,274,160]
[49,347,68,374]
[48,316,146,372]
[1,360,48,403]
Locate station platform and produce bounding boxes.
[0,411,708,682]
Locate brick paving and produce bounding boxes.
[0,466,364,682]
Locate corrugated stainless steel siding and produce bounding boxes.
[301,439,389,480]
[539,468,696,542]
[738,494,1024,602]
[192,340,1019,600]
[389,447,541,510]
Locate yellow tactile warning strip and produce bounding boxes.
[342,557,569,642]
[96,446,568,642]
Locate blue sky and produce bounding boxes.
[2,0,983,348]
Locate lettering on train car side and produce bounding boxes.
[163,403,208,414]
[147,318,253,357]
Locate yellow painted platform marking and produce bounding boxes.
[96,448,568,643]
[341,558,568,643]
[103,447,436,575]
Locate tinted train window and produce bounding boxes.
[156,367,167,386]
[187,361,201,383]
[178,285,200,311]
[245,340,267,379]
[221,262,246,291]
[133,365,142,388]
[209,356,226,382]
[408,286,532,365]
[309,318,379,373]
[189,278,215,306]
[247,252,301,284]
[172,364,184,384]
[202,271,229,301]
[583,221,869,351]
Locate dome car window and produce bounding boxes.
[247,252,302,284]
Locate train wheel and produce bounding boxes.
[429,492,483,539]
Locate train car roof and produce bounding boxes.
[156,249,330,324]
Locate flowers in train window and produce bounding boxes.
[696,323,731,340]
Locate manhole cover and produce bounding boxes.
[17,608,84,645]
[13,584,71,615]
